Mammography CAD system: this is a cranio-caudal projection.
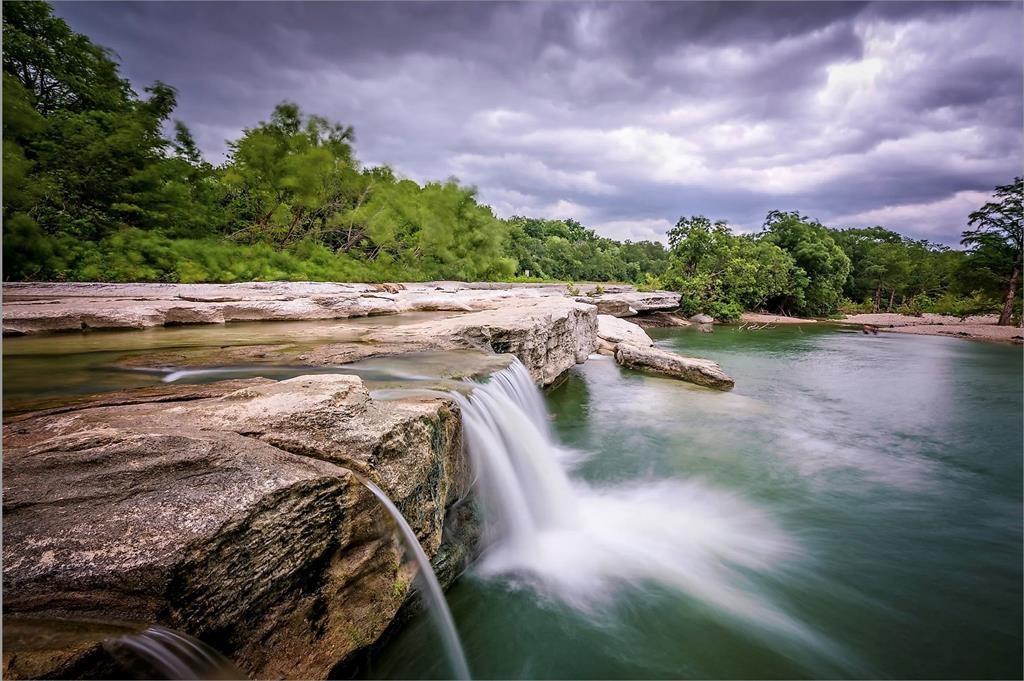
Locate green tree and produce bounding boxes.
[761,211,851,316]
[662,216,794,320]
[2,0,130,115]
[962,178,1023,326]
[223,102,358,247]
[2,1,223,279]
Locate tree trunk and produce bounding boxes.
[998,259,1021,326]
[280,208,305,247]
[887,289,895,312]
[873,285,882,313]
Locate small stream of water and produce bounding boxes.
[104,625,243,679]
[357,476,471,681]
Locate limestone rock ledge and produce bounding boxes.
[365,298,598,386]
[614,343,735,390]
[2,281,676,335]
[2,376,469,679]
[596,314,654,354]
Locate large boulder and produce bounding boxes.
[596,315,654,348]
[2,376,469,679]
[576,290,680,317]
[575,296,637,317]
[614,343,734,390]
[366,298,598,386]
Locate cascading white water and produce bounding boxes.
[453,359,835,654]
[104,625,242,680]
[358,476,471,681]
[449,362,577,552]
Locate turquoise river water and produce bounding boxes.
[366,325,1022,680]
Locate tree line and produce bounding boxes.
[3,2,1021,324]
[661,194,1021,325]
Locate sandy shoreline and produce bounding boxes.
[839,313,1023,344]
[739,312,818,325]
[738,311,1022,344]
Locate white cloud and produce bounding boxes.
[591,218,675,243]
[830,189,994,239]
[58,1,1023,245]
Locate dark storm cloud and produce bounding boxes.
[54,1,1023,245]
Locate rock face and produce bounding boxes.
[633,312,692,329]
[596,315,654,350]
[2,376,469,679]
[576,290,680,317]
[577,296,637,317]
[2,281,675,335]
[688,313,715,324]
[614,343,734,390]
[1,282,400,335]
[366,299,598,386]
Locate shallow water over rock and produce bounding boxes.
[1,315,510,414]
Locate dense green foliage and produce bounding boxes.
[3,2,1019,324]
[658,204,1020,322]
[2,2,669,286]
[961,178,1022,325]
[505,216,668,283]
[2,1,519,283]
[660,217,794,320]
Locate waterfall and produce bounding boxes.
[452,359,835,656]
[104,625,242,680]
[358,476,471,681]
[449,361,577,553]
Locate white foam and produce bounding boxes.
[454,360,835,653]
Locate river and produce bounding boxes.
[3,322,1020,678]
[366,325,1023,679]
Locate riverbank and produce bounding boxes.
[1,281,678,335]
[840,313,1023,344]
[739,312,818,325]
[739,311,1022,344]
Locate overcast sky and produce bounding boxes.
[55,1,1023,245]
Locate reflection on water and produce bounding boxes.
[368,325,1023,680]
[2,312,461,356]
[1,315,506,413]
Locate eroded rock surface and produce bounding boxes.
[365,298,598,386]
[2,281,676,335]
[2,376,469,679]
[577,290,680,316]
[596,314,654,351]
[614,343,735,390]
